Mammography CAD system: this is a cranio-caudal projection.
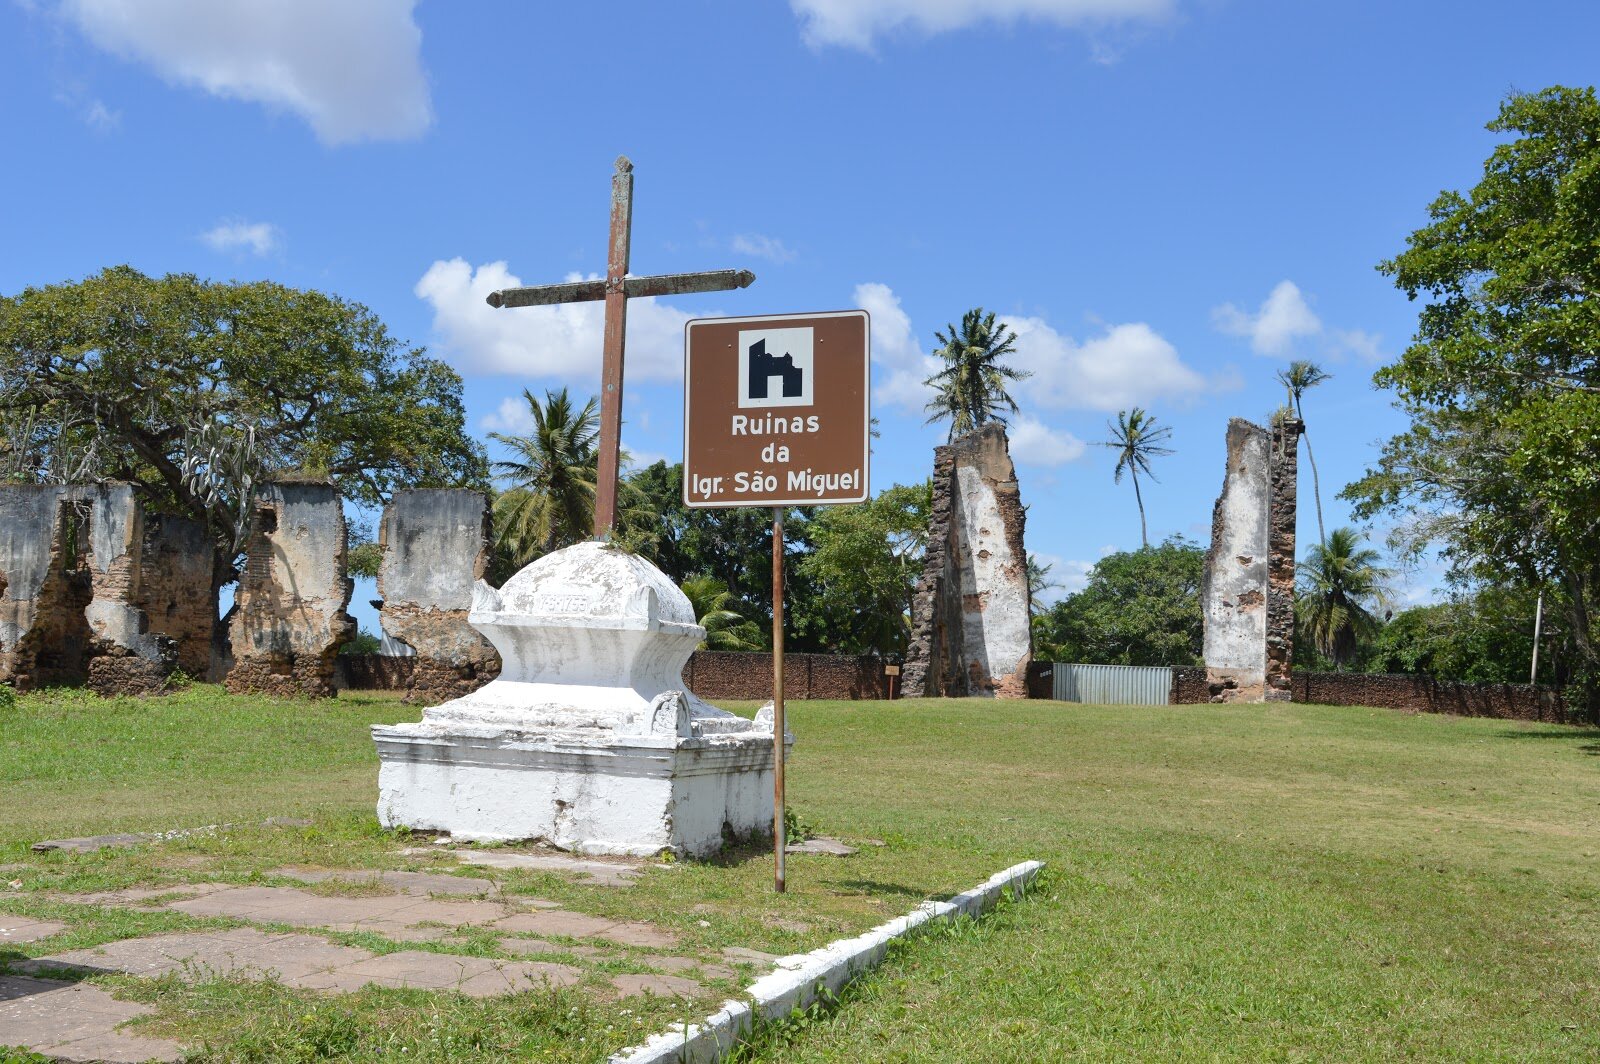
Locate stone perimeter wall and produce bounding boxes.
[902,423,1032,699]
[1171,665,1571,723]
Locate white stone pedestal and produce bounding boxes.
[373,541,788,857]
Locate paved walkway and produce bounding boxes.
[1,855,762,1061]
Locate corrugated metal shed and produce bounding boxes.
[1052,663,1172,706]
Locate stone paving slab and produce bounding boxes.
[26,928,369,983]
[641,955,736,980]
[53,882,232,908]
[786,837,858,856]
[0,975,184,1062]
[498,937,605,959]
[272,868,498,897]
[1,913,67,945]
[23,930,584,1000]
[164,884,520,935]
[721,946,781,968]
[415,848,645,887]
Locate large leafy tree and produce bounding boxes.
[1342,86,1600,716]
[0,266,487,569]
[1360,584,1559,684]
[792,482,930,656]
[1276,359,1331,545]
[1033,537,1204,667]
[923,308,1030,441]
[1295,527,1391,670]
[1101,407,1173,548]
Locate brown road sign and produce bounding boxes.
[684,310,870,508]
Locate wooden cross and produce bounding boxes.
[486,156,755,536]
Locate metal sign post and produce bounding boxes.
[772,507,787,893]
[683,310,871,892]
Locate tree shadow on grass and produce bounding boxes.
[1492,727,1600,755]
[828,879,934,900]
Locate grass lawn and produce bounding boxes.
[3,684,1599,1060]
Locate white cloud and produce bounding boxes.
[854,281,943,413]
[791,0,1175,50]
[57,0,431,144]
[1031,552,1093,599]
[1008,317,1208,412]
[481,394,533,435]
[1212,280,1322,356]
[416,258,696,382]
[199,218,279,256]
[731,233,796,264]
[857,282,1212,416]
[1333,327,1386,364]
[1009,415,1086,467]
[83,98,119,131]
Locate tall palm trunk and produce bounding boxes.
[1131,466,1148,548]
[1295,396,1326,546]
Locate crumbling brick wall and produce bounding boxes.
[80,484,176,695]
[376,489,500,704]
[1,483,174,695]
[680,651,885,700]
[138,514,216,678]
[902,423,1032,698]
[1200,417,1301,703]
[225,480,355,699]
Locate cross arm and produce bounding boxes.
[486,268,756,309]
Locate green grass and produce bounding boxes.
[4,685,1600,1060]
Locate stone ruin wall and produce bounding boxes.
[902,423,1032,699]
[224,480,355,699]
[1200,417,1301,703]
[376,489,499,704]
[137,514,216,679]
[0,483,176,695]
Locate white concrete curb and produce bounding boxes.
[608,859,1046,1064]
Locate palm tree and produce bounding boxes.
[1027,554,1059,618]
[1101,408,1174,548]
[1296,526,1390,670]
[923,308,1031,441]
[489,388,599,567]
[1276,360,1332,546]
[680,573,763,651]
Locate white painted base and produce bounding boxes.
[374,722,788,857]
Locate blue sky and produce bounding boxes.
[3,0,1596,632]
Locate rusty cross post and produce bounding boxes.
[486,156,755,537]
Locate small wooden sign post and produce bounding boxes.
[683,311,871,892]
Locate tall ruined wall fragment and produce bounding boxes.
[1201,417,1301,702]
[1,483,174,694]
[225,480,355,699]
[902,423,1032,698]
[377,489,499,704]
[137,514,216,678]
[79,484,177,695]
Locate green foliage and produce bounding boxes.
[0,684,14,712]
[488,388,600,570]
[345,517,383,580]
[1033,536,1203,666]
[792,482,930,656]
[1343,86,1600,716]
[339,629,383,656]
[1277,359,1331,545]
[1100,407,1174,548]
[680,573,764,651]
[0,266,488,554]
[922,308,1030,441]
[619,460,779,640]
[1295,527,1391,669]
[1358,583,1563,684]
